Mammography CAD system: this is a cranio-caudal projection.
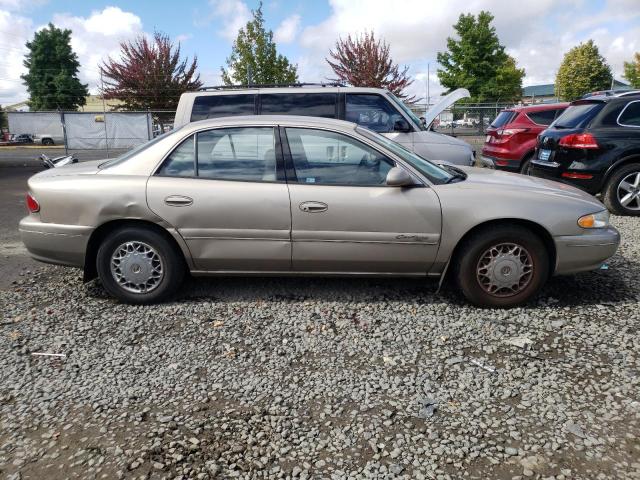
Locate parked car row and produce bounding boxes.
[481,91,640,217]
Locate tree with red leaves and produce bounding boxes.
[100,32,202,110]
[327,31,414,101]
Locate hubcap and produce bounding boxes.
[110,241,164,294]
[476,243,533,297]
[617,172,640,211]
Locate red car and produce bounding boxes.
[479,103,569,173]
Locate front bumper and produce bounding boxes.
[554,226,620,275]
[19,216,92,267]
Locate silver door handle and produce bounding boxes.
[164,195,193,207]
[299,201,328,213]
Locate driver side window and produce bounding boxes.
[285,128,394,186]
[345,94,404,133]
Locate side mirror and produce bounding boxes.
[386,167,415,187]
[393,119,412,133]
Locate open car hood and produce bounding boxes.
[424,88,471,128]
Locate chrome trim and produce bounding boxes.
[531,159,561,168]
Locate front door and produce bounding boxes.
[344,93,414,150]
[146,126,292,271]
[283,127,441,274]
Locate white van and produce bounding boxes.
[174,85,475,166]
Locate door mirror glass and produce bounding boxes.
[393,119,412,133]
[385,167,415,187]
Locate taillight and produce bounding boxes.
[497,128,529,136]
[558,133,599,149]
[26,193,40,213]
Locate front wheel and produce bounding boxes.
[42,138,54,145]
[454,226,550,308]
[96,227,185,304]
[603,163,640,216]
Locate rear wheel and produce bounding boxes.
[454,225,549,308]
[96,227,185,304]
[520,153,534,175]
[42,138,54,145]
[603,163,640,216]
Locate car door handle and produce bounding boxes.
[164,195,193,207]
[299,201,328,213]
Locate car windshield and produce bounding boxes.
[356,126,454,184]
[552,102,604,129]
[99,129,178,168]
[387,93,425,131]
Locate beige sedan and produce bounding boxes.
[20,116,620,307]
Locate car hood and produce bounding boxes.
[424,88,471,128]
[454,166,605,208]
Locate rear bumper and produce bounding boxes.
[554,227,620,275]
[530,159,604,194]
[19,217,92,267]
[476,154,521,171]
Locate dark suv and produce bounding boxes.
[530,94,640,215]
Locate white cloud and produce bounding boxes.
[274,13,300,44]
[205,0,251,42]
[176,33,193,43]
[298,0,640,100]
[51,7,144,93]
[0,9,33,104]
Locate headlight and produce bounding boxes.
[577,210,609,228]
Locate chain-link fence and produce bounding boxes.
[410,102,517,136]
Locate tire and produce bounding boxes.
[603,163,640,216]
[96,227,185,304]
[453,225,549,308]
[42,138,54,145]
[520,153,534,175]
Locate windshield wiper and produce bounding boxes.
[442,165,468,183]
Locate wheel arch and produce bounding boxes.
[601,153,640,191]
[445,218,557,280]
[83,219,191,282]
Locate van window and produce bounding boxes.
[191,94,256,122]
[260,93,337,118]
[345,94,405,133]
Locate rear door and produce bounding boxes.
[146,126,292,271]
[282,126,441,273]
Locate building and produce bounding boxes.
[3,95,123,112]
[522,79,631,104]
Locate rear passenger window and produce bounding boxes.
[260,93,337,118]
[490,111,515,128]
[526,109,558,125]
[190,94,255,122]
[618,101,640,127]
[158,127,278,182]
[345,94,404,133]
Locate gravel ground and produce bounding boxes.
[1,216,639,480]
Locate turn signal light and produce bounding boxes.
[578,215,595,228]
[558,133,599,149]
[26,193,40,213]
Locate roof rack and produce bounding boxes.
[197,82,346,91]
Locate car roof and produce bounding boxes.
[180,115,359,133]
[508,102,570,113]
[181,86,389,97]
[572,93,640,104]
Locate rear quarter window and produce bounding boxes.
[526,109,559,126]
[490,111,516,128]
[191,94,256,122]
[618,101,640,127]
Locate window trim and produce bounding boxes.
[281,126,425,188]
[616,100,640,128]
[344,93,416,133]
[153,125,286,183]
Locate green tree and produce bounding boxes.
[221,2,297,86]
[623,52,640,88]
[437,11,524,102]
[555,40,612,100]
[21,23,88,110]
[0,105,7,130]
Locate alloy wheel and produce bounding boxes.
[616,171,640,211]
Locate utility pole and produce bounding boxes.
[100,71,110,158]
